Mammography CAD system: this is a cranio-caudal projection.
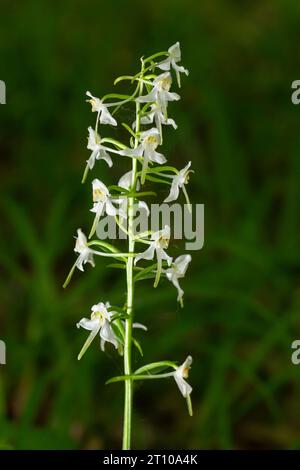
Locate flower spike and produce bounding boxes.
[64,43,192,448]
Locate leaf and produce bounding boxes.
[147,165,177,174]
[110,312,129,322]
[133,338,143,357]
[106,373,171,385]
[113,76,135,85]
[102,92,132,100]
[87,240,122,254]
[106,263,126,270]
[122,122,137,139]
[134,273,156,283]
[143,51,168,64]
[134,361,177,375]
[108,185,130,194]
[62,262,76,289]
[145,175,171,185]
[100,138,126,149]
[111,320,125,342]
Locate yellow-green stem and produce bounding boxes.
[122,61,144,450]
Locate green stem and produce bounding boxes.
[122,60,144,450]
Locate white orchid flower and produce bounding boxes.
[137,72,180,117]
[164,162,192,205]
[86,126,114,170]
[76,301,147,360]
[120,128,166,184]
[86,91,117,127]
[165,254,192,307]
[76,302,119,359]
[74,229,96,271]
[157,42,189,87]
[89,179,125,237]
[135,225,172,287]
[173,356,193,398]
[139,102,177,143]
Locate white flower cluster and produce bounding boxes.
[64,42,193,406]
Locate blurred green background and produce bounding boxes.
[1,0,300,450]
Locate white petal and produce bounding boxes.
[178,355,193,373]
[100,321,119,349]
[120,145,144,157]
[99,105,117,126]
[98,149,113,167]
[169,275,184,302]
[173,356,193,397]
[180,161,192,176]
[74,229,88,253]
[174,374,192,398]
[132,322,148,331]
[165,117,177,129]
[149,150,167,165]
[91,301,108,314]
[134,244,155,264]
[154,72,172,84]
[168,42,181,60]
[87,154,96,170]
[118,170,133,190]
[141,127,160,139]
[86,91,102,112]
[137,89,158,103]
[164,179,180,203]
[152,225,170,241]
[157,59,171,71]
[75,253,85,271]
[159,248,173,266]
[76,317,100,331]
[90,201,104,216]
[92,178,109,195]
[87,126,98,150]
[173,62,189,76]
[87,251,95,267]
[77,324,101,360]
[105,199,117,217]
[138,200,149,216]
[164,91,180,102]
[140,113,154,125]
[174,254,192,277]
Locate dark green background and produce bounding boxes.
[1,0,300,449]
